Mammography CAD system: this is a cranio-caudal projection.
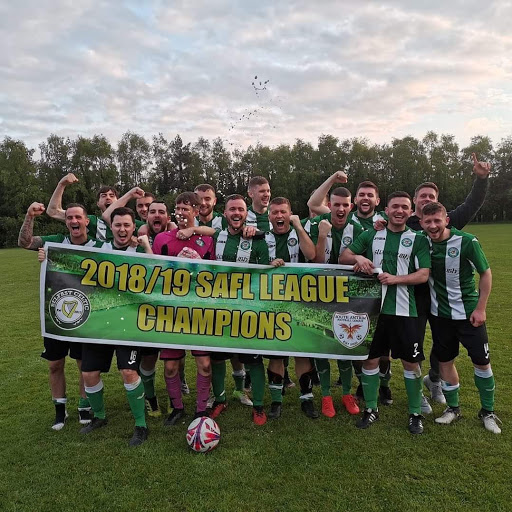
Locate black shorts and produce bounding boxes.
[237,354,284,365]
[368,314,424,363]
[41,337,82,362]
[81,343,141,373]
[140,347,160,357]
[430,316,490,366]
[209,351,232,361]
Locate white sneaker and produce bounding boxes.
[52,411,69,431]
[421,394,433,415]
[423,375,446,404]
[479,410,502,434]
[233,390,253,406]
[435,406,461,425]
[206,393,215,409]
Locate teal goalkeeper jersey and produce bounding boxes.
[428,227,490,320]
[246,206,270,232]
[348,228,431,317]
[304,212,363,264]
[214,230,270,264]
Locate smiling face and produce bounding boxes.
[196,188,217,220]
[385,197,412,230]
[147,202,169,236]
[65,206,89,243]
[174,202,199,230]
[248,183,271,213]
[269,202,291,234]
[329,193,352,229]
[111,214,135,248]
[224,198,247,234]
[421,211,450,242]
[97,190,118,213]
[136,196,153,221]
[355,187,380,217]
[414,187,438,215]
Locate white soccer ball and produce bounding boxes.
[186,416,221,453]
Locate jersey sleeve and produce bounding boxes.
[467,236,490,273]
[413,234,431,269]
[254,239,270,264]
[41,234,65,244]
[347,229,372,255]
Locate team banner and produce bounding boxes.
[40,243,382,360]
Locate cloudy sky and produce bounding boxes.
[2,1,512,151]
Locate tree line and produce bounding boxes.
[1,131,511,247]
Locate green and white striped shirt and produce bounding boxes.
[428,227,489,320]
[214,230,270,264]
[265,229,301,263]
[194,212,227,231]
[246,206,270,232]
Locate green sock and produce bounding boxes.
[362,370,379,410]
[315,359,331,397]
[86,386,106,419]
[78,396,90,409]
[211,361,227,403]
[267,370,283,403]
[247,362,265,406]
[474,373,495,412]
[233,371,244,392]
[140,370,156,399]
[443,384,460,408]
[404,373,422,415]
[125,379,146,428]
[379,361,391,388]
[337,360,353,395]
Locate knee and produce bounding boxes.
[121,369,139,384]
[48,359,65,374]
[164,361,179,378]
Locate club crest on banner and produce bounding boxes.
[332,311,370,348]
[49,288,91,330]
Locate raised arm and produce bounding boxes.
[447,153,490,229]
[102,187,145,226]
[290,214,316,261]
[18,202,46,250]
[307,170,347,216]
[313,219,331,263]
[47,173,78,221]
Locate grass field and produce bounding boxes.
[1,223,511,512]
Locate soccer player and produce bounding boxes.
[305,187,363,418]
[246,176,271,231]
[100,186,147,228]
[420,202,501,433]
[136,192,155,222]
[210,194,272,425]
[266,197,319,419]
[47,173,118,241]
[194,184,227,230]
[152,192,216,426]
[18,202,99,430]
[80,207,152,446]
[341,192,431,434]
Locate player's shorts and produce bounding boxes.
[429,315,490,365]
[209,351,232,361]
[160,349,210,360]
[41,337,82,361]
[368,314,424,363]
[81,343,141,372]
[238,353,284,365]
[140,347,160,357]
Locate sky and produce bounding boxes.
[2,0,512,152]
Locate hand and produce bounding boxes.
[318,219,332,237]
[37,247,46,263]
[472,153,491,179]
[378,272,398,285]
[330,170,348,183]
[168,221,177,231]
[374,219,387,231]
[242,226,257,238]
[137,224,148,236]
[177,227,194,240]
[271,258,285,267]
[177,247,201,259]
[470,308,486,327]
[137,234,150,250]
[354,256,374,274]
[27,202,45,217]
[59,173,78,186]
[130,186,145,199]
[289,215,300,229]
[129,236,139,248]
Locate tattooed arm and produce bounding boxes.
[18,203,46,250]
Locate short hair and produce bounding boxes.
[194,184,216,194]
[65,203,88,216]
[387,191,412,204]
[137,192,155,202]
[97,186,119,200]
[248,176,269,189]
[148,200,168,213]
[225,194,246,206]
[414,182,439,198]
[356,181,379,196]
[330,187,351,199]
[422,202,447,217]
[175,192,200,207]
[270,197,291,208]
[111,207,135,224]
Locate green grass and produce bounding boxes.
[1,223,511,512]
